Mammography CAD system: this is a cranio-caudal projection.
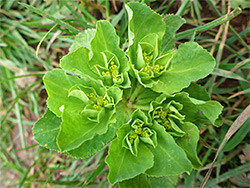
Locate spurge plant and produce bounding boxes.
[33,2,223,187]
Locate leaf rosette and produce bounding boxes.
[61,20,130,88]
[67,79,122,120]
[148,90,223,131]
[106,110,193,184]
[42,69,123,152]
[149,97,186,137]
[122,110,157,156]
[132,33,175,88]
[126,2,216,94]
[93,50,129,87]
[32,2,224,187]
[57,81,122,152]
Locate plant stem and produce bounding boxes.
[131,104,150,111]
[130,84,143,103]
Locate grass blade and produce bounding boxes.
[81,161,107,187]
[176,7,242,40]
[211,68,249,82]
[223,116,250,151]
[18,161,37,188]
[0,79,43,127]
[19,3,79,34]
[176,0,190,16]
[68,0,97,23]
[36,24,58,57]
[228,88,250,99]
[201,104,250,187]
[206,0,250,52]
[204,162,250,187]
[162,0,175,15]
[0,73,44,84]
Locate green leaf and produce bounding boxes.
[149,98,186,137]
[90,20,130,88]
[33,109,61,151]
[90,20,129,72]
[190,99,223,124]
[133,50,175,88]
[51,74,122,152]
[119,174,179,188]
[173,92,223,125]
[160,14,186,54]
[57,107,116,152]
[135,87,161,106]
[67,107,126,159]
[152,42,216,94]
[175,122,202,169]
[146,124,192,177]
[122,110,156,156]
[106,124,154,185]
[211,68,249,82]
[135,33,159,70]
[182,82,210,101]
[148,175,179,188]
[66,123,117,159]
[60,47,99,79]
[69,29,95,54]
[231,0,250,9]
[125,2,166,64]
[119,174,152,188]
[43,69,86,117]
[223,116,250,152]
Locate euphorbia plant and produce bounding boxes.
[33,2,223,187]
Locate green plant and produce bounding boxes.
[33,2,223,187]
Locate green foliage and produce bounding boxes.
[175,122,202,169]
[33,109,61,151]
[69,29,95,53]
[119,174,178,188]
[161,14,186,54]
[106,122,154,185]
[32,2,223,187]
[2,0,249,187]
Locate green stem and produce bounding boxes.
[176,7,242,40]
[131,104,150,111]
[130,85,143,103]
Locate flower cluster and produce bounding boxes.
[122,110,157,156]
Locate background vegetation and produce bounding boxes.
[0,0,249,187]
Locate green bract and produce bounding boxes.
[122,110,157,156]
[33,2,223,187]
[61,21,130,88]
